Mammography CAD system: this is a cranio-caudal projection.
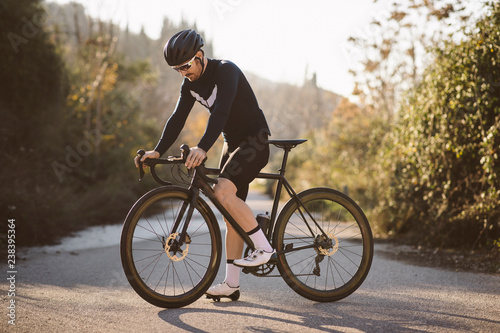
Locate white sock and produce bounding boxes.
[248,226,273,252]
[225,261,240,288]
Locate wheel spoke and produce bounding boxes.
[121,189,221,308]
[276,189,373,302]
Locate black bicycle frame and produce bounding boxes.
[192,168,257,251]
[256,147,329,241]
[149,146,329,255]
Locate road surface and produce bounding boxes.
[2,191,499,332]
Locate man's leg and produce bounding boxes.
[206,132,271,298]
[225,221,244,262]
[215,178,261,233]
[214,179,273,262]
[222,221,243,288]
[206,178,272,298]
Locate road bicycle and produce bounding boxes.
[120,139,373,308]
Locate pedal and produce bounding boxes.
[242,253,277,276]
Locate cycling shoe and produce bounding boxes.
[233,249,275,267]
[205,282,240,302]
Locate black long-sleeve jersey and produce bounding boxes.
[154,59,270,155]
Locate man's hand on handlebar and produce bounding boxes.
[134,150,160,168]
[185,147,207,169]
[133,145,211,184]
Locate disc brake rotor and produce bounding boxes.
[164,233,189,261]
[318,232,339,256]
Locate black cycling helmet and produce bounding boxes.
[164,29,204,66]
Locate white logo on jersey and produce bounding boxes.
[190,85,218,108]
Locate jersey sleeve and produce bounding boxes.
[154,84,195,156]
[197,62,239,152]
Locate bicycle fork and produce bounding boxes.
[163,188,198,257]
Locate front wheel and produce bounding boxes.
[120,187,222,308]
[274,188,373,302]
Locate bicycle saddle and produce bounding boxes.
[267,139,307,150]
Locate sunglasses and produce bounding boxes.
[172,56,196,72]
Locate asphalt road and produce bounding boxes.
[2,192,499,332]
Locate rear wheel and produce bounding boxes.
[120,187,222,308]
[274,188,373,302]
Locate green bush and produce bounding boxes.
[379,2,500,249]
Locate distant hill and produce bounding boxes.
[246,72,342,139]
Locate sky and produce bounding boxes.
[46,0,404,97]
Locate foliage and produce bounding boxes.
[283,1,499,252]
[1,0,160,246]
[1,0,68,157]
[348,0,478,116]
[284,98,388,224]
[379,1,500,250]
[1,0,69,245]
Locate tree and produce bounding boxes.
[1,0,67,152]
[1,0,69,244]
[348,0,477,116]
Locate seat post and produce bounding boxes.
[279,148,291,176]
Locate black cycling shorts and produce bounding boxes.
[219,130,270,201]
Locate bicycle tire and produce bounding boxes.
[274,187,373,302]
[120,186,222,308]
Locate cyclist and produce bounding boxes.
[135,29,274,301]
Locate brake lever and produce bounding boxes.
[180,143,207,166]
[137,149,146,181]
[179,144,193,176]
[180,144,190,163]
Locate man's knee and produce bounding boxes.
[214,178,237,205]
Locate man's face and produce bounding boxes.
[173,51,203,82]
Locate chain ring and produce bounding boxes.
[164,233,189,261]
